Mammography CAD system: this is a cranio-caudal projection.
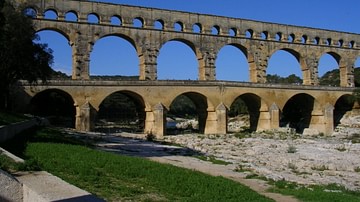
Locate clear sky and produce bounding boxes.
[37,0,360,81]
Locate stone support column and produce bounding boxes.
[309,109,325,134]
[256,105,272,131]
[304,55,319,85]
[249,42,268,83]
[152,103,167,138]
[216,103,227,135]
[339,57,355,87]
[269,103,280,129]
[75,101,95,132]
[70,32,93,80]
[324,103,334,135]
[139,43,159,80]
[199,50,216,80]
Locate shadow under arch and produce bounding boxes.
[281,93,314,133]
[229,93,261,132]
[334,94,355,128]
[96,91,146,133]
[167,92,208,134]
[30,89,75,127]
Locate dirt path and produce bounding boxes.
[94,133,299,202]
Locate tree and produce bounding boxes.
[0,1,53,109]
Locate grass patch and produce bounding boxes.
[2,127,272,201]
[25,143,270,201]
[268,180,360,202]
[195,155,232,165]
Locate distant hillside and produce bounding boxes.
[319,67,360,87]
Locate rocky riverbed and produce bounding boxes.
[163,116,360,191]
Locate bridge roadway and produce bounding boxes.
[13,80,356,137]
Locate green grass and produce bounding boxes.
[2,127,273,201]
[268,180,360,202]
[25,143,271,201]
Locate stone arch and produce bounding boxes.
[110,15,122,26]
[229,28,237,36]
[133,17,144,28]
[229,93,263,131]
[318,51,341,86]
[44,8,58,20]
[88,13,100,24]
[211,25,220,35]
[216,43,249,81]
[193,23,202,33]
[174,21,184,32]
[157,38,199,80]
[35,29,72,76]
[96,90,146,133]
[333,94,355,128]
[65,10,78,22]
[23,7,38,18]
[281,93,315,133]
[90,34,139,77]
[267,48,304,84]
[29,89,76,128]
[154,19,164,30]
[168,92,209,134]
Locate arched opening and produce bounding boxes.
[167,92,208,134]
[313,37,320,45]
[267,49,302,84]
[174,21,183,32]
[211,25,220,35]
[355,57,360,87]
[261,31,268,40]
[44,9,57,20]
[349,41,355,48]
[96,91,145,133]
[65,11,78,22]
[90,35,139,79]
[154,19,164,30]
[35,30,72,77]
[229,28,237,36]
[110,15,122,26]
[326,38,332,46]
[133,17,143,28]
[88,13,99,24]
[281,93,314,133]
[338,40,344,47]
[334,95,355,128]
[288,34,295,43]
[157,40,198,80]
[216,44,249,82]
[193,23,201,33]
[30,89,75,127]
[318,53,340,86]
[228,93,261,132]
[275,33,282,41]
[301,35,308,43]
[245,29,253,38]
[23,7,37,18]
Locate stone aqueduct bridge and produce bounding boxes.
[15,80,355,137]
[13,0,360,137]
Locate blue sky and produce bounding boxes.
[37,0,360,81]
